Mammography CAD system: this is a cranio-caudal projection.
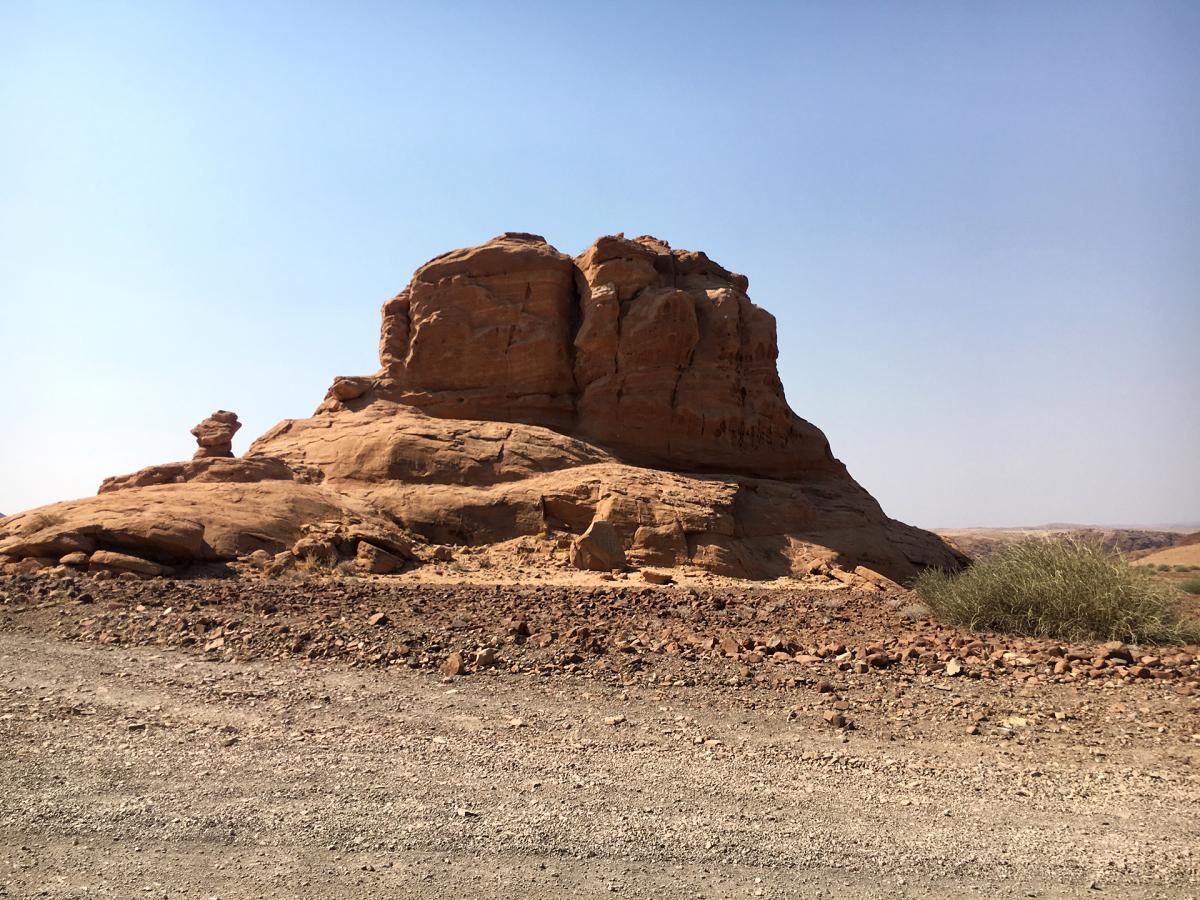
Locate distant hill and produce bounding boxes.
[1131,531,1200,567]
[935,526,1197,560]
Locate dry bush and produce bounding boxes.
[914,538,1200,644]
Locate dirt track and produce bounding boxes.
[2,576,1199,898]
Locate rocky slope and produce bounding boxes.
[0,233,964,583]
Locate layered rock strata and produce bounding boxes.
[190,411,241,459]
[372,232,836,480]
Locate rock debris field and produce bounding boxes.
[1,570,1198,898]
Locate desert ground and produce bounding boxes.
[2,567,1198,899]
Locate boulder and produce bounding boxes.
[641,569,674,585]
[328,375,372,402]
[191,411,241,459]
[569,520,627,572]
[89,549,165,577]
[356,541,404,574]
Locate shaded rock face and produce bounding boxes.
[376,233,837,480]
[0,232,966,582]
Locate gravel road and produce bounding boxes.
[2,625,1198,899]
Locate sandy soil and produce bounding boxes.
[1135,545,1200,569]
[1,574,1198,898]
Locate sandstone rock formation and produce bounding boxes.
[373,233,836,480]
[190,411,241,459]
[0,233,965,583]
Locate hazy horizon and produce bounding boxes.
[2,1,1198,529]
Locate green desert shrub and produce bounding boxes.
[1182,577,1200,596]
[913,538,1200,644]
[1156,564,1172,571]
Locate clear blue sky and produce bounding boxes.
[1,1,1197,527]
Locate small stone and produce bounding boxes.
[822,711,847,729]
[367,612,389,627]
[440,652,465,677]
[944,658,963,677]
[1100,641,1133,663]
[640,569,673,585]
[474,648,498,668]
[603,715,626,726]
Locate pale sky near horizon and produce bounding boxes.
[1,1,1197,528]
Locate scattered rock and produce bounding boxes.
[474,648,498,668]
[823,711,847,729]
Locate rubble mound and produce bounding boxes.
[0,233,965,583]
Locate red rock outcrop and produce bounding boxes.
[190,411,241,459]
[378,232,578,429]
[0,233,965,583]
[371,232,837,479]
